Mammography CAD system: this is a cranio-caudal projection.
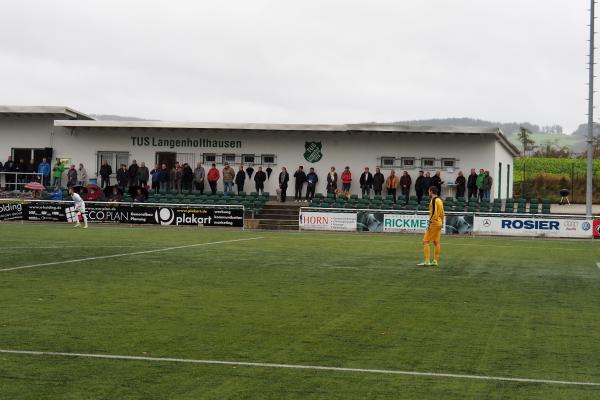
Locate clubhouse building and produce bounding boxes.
[0,105,519,199]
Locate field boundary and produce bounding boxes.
[0,237,263,272]
[0,349,598,387]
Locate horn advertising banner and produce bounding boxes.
[299,211,356,231]
[473,216,593,239]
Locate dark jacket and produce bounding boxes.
[326,172,337,191]
[138,166,150,182]
[128,164,139,183]
[159,168,170,183]
[117,168,128,186]
[359,172,373,188]
[182,166,193,183]
[467,173,478,189]
[100,164,112,178]
[294,170,306,185]
[279,171,289,188]
[415,176,424,193]
[400,175,412,190]
[254,171,267,185]
[306,172,318,186]
[373,172,384,191]
[151,168,161,183]
[235,170,246,186]
[455,175,466,191]
[431,175,443,190]
[4,160,15,172]
[421,177,432,192]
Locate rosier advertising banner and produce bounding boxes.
[474,216,593,239]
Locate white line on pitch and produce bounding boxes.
[0,245,139,250]
[596,262,600,270]
[0,349,598,387]
[0,237,263,272]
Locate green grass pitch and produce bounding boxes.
[0,223,599,399]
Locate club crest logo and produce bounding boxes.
[304,141,323,163]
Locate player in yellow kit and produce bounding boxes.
[418,186,445,267]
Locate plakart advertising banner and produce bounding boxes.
[473,216,593,238]
[299,211,357,231]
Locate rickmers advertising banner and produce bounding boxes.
[473,216,593,239]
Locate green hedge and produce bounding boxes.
[514,157,600,182]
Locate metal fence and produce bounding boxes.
[0,172,44,191]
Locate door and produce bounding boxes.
[156,152,177,170]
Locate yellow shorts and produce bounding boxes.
[423,225,442,242]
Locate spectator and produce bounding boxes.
[207,163,220,195]
[15,158,26,190]
[170,162,182,193]
[476,168,485,201]
[49,186,62,200]
[182,163,193,193]
[422,172,432,196]
[414,171,425,203]
[67,164,78,188]
[37,158,50,186]
[99,160,112,188]
[27,159,36,182]
[385,170,399,203]
[305,167,318,201]
[467,168,478,200]
[399,171,412,203]
[77,163,88,186]
[117,164,128,190]
[128,160,139,188]
[222,162,235,195]
[483,170,493,201]
[431,171,444,197]
[4,156,15,191]
[359,167,373,198]
[454,171,466,199]
[293,165,306,202]
[109,186,123,202]
[51,158,64,188]
[254,166,266,195]
[134,188,146,203]
[373,167,384,196]
[326,166,338,196]
[193,162,205,194]
[159,164,169,193]
[341,166,352,193]
[150,164,161,193]
[279,166,289,202]
[138,161,150,188]
[235,165,246,194]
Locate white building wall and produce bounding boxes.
[494,141,515,199]
[0,117,514,199]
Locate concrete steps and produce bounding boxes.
[255,202,302,230]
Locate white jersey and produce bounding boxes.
[71,193,85,210]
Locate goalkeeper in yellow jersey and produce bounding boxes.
[418,186,445,267]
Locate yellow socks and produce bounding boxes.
[434,243,440,263]
[423,243,431,263]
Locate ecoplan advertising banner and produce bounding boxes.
[300,211,357,231]
[15,202,244,227]
[474,216,593,238]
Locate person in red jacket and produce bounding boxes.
[341,166,352,194]
[207,163,220,195]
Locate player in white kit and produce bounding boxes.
[69,187,88,228]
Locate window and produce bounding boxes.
[222,153,236,164]
[380,157,395,168]
[97,151,129,173]
[203,153,216,164]
[442,158,456,168]
[402,158,415,168]
[421,158,435,169]
[261,154,275,164]
[242,154,256,164]
[176,152,195,166]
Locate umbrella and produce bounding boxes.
[71,185,88,195]
[245,166,254,179]
[86,183,101,191]
[103,185,123,197]
[266,167,273,179]
[24,182,45,191]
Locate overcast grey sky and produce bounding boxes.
[0,1,592,132]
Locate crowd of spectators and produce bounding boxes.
[1,156,494,204]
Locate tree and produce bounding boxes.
[517,127,535,156]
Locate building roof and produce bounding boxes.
[55,120,520,156]
[0,106,94,120]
